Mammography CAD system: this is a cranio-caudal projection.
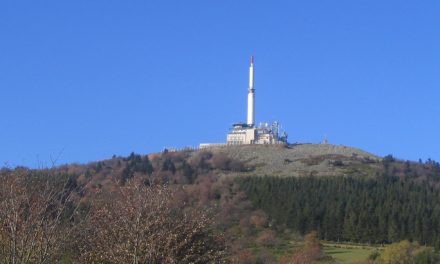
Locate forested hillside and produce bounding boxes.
[240,175,440,247]
[1,144,440,263]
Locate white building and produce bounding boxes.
[226,122,287,145]
[226,56,288,145]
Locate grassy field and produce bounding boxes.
[247,237,380,263]
[323,242,380,264]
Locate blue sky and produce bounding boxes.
[1,1,439,167]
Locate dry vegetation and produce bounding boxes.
[0,166,226,263]
[2,144,440,263]
[0,170,82,263]
[78,181,225,263]
[208,144,381,177]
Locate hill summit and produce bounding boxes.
[202,143,381,177]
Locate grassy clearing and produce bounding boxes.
[323,242,380,264]
[246,236,381,263]
[248,240,301,260]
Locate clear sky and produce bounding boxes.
[1,1,439,167]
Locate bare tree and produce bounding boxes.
[78,180,226,264]
[0,170,82,264]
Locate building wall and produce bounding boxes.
[227,127,285,145]
[227,128,255,145]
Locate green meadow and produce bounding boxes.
[323,242,380,264]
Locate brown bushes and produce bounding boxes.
[78,180,226,263]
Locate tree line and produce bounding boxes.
[239,174,440,248]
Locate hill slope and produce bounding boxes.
[3,143,440,263]
[206,143,381,177]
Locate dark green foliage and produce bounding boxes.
[239,175,440,248]
[414,247,440,264]
[161,158,176,174]
[383,154,396,164]
[368,250,380,260]
[121,153,154,184]
[195,151,213,171]
[181,161,195,184]
[332,160,344,167]
[95,161,103,172]
[383,154,395,172]
[121,167,133,184]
